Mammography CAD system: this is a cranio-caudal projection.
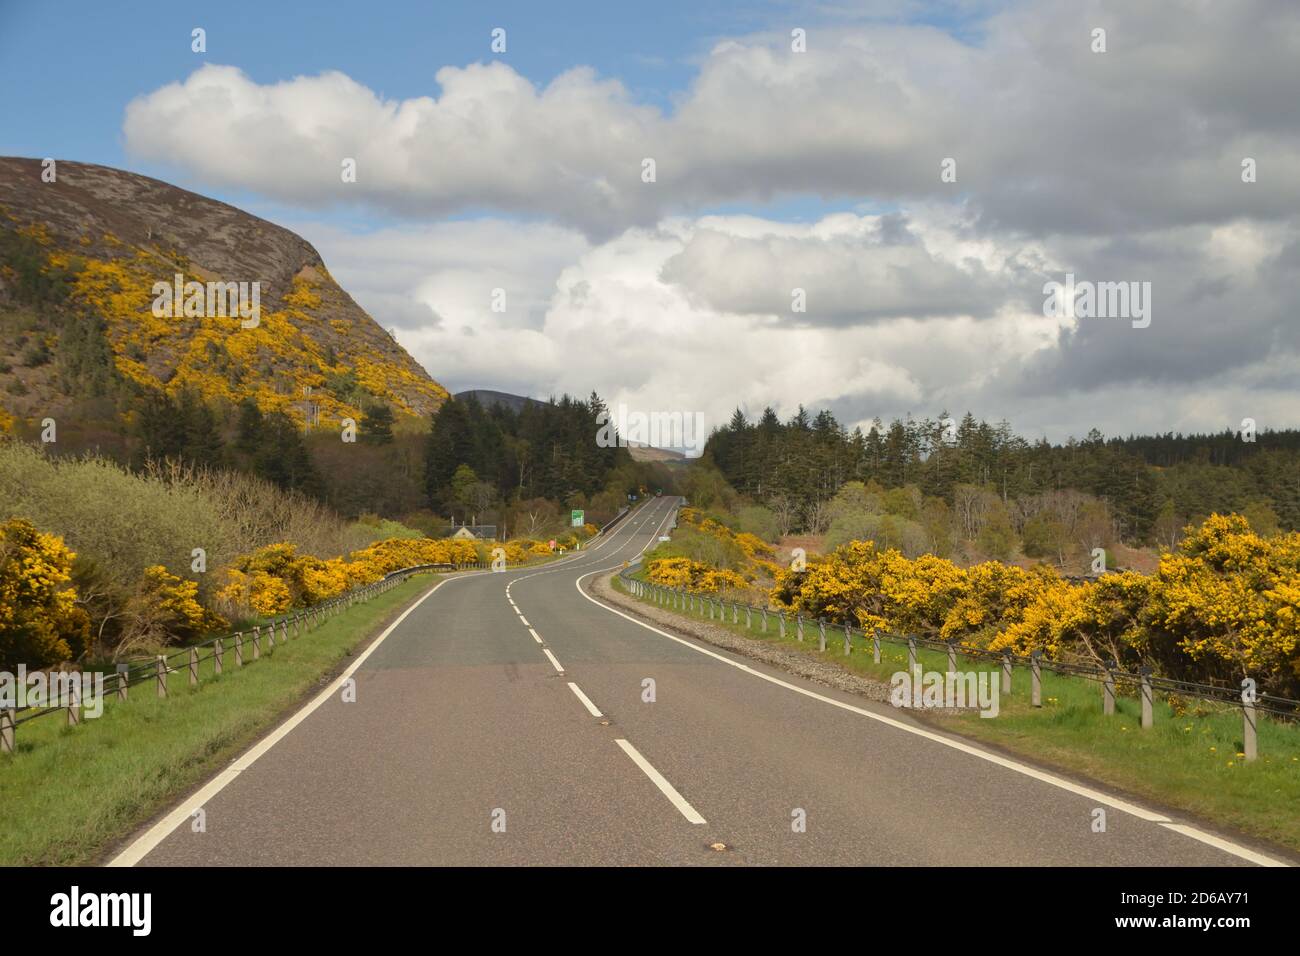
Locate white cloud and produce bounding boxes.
[125,3,1300,238]
[124,1,1300,439]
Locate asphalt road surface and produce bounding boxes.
[114,497,1286,866]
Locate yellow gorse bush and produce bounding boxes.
[646,556,749,594]
[770,513,1300,695]
[676,507,779,578]
[216,533,564,619]
[0,518,91,669]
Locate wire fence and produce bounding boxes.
[0,556,514,754]
[618,569,1298,760]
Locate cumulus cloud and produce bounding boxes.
[658,211,1025,323]
[125,1,1300,238]
[123,0,1300,439]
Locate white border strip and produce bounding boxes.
[109,572,465,867]
[615,738,706,825]
[575,536,1289,867]
[567,682,604,718]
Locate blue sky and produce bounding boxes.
[0,0,975,227]
[2,0,1294,442]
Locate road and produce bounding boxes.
[114,497,1283,866]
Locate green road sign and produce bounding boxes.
[571,509,584,527]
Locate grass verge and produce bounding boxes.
[0,573,437,866]
[614,575,1300,856]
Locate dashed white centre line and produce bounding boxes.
[542,648,565,673]
[615,739,706,825]
[519,616,530,626]
[528,628,543,645]
[567,682,603,717]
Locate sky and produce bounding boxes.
[2,0,1298,447]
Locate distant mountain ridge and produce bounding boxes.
[454,389,546,414]
[0,157,448,430]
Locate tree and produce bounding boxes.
[736,505,780,543]
[976,502,1017,561]
[1022,513,1069,565]
[360,402,395,445]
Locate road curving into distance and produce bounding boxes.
[112,497,1287,867]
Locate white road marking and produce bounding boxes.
[542,648,565,673]
[519,616,530,626]
[615,738,706,825]
[574,546,1289,868]
[109,571,469,867]
[567,682,603,717]
[529,628,543,645]
[1159,823,1287,867]
[107,504,669,869]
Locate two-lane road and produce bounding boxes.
[115,497,1285,866]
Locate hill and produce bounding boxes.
[454,389,545,415]
[0,157,447,436]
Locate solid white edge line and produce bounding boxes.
[108,571,467,868]
[567,682,603,718]
[573,529,1289,868]
[615,738,706,825]
[1158,823,1288,867]
[542,648,565,673]
[108,504,667,869]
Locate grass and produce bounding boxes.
[0,573,437,866]
[614,575,1300,856]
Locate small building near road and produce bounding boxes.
[450,524,497,540]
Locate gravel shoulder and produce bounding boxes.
[590,572,895,705]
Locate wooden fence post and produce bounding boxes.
[66,677,81,727]
[1140,668,1153,728]
[1242,679,1257,762]
[1031,650,1042,708]
[908,637,917,673]
[947,640,957,676]
[796,615,804,642]
[818,619,826,652]
[1103,662,1115,716]
[843,624,852,655]
[1001,651,1011,695]
[214,638,223,676]
[252,626,261,660]
[189,647,199,687]
[0,708,14,754]
[873,629,881,664]
[235,633,244,667]
[156,655,168,698]
[117,663,129,701]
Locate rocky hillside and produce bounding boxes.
[0,157,447,434]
